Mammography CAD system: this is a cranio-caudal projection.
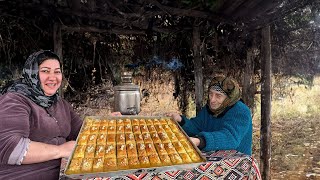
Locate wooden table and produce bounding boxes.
[60,150,261,180]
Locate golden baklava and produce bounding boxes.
[117,125,124,134]
[81,126,91,135]
[77,134,89,145]
[117,144,127,158]
[81,157,94,173]
[100,119,109,126]
[159,154,172,166]
[172,141,186,154]
[92,157,104,172]
[103,158,117,171]
[126,143,138,157]
[84,145,96,158]
[108,120,116,127]
[140,125,149,134]
[117,157,129,170]
[147,125,157,133]
[138,156,150,168]
[73,145,86,158]
[159,118,167,125]
[139,119,146,125]
[154,143,168,155]
[145,143,157,156]
[106,134,116,145]
[116,134,125,144]
[96,134,107,145]
[117,119,124,126]
[142,133,153,143]
[99,125,108,134]
[145,119,153,125]
[131,119,139,126]
[134,134,144,144]
[66,158,82,174]
[137,143,147,157]
[104,144,116,158]
[169,153,183,164]
[148,154,161,166]
[124,119,131,126]
[94,145,105,157]
[179,153,192,163]
[107,126,116,134]
[164,143,177,155]
[132,125,141,134]
[67,117,204,175]
[124,124,132,133]
[87,134,97,145]
[92,120,101,126]
[125,133,135,144]
[90,126,99,134]
[128,157,140,169]
[152,119,160,125]
[150,132,161,143]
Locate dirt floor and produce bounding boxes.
[252,116,320,180]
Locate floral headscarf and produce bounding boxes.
[2,50,61,108]
[208,75,241,117]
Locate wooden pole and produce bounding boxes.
[260,25,272,180]
[192,24,203,114]
[242,47,254,108]
[53,22,64,97]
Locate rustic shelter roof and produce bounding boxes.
[0,0,311,34]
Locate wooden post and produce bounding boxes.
[242,47,254,109]
[260,25,272,180]
[192,24,203,114]
[53,22,64,97]
[53,23,62,59]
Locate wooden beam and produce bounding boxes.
[260,25,272,180]
[192,24,203,114]
[146,0,233,24]
[61,25,146,35]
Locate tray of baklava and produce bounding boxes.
[64,116,207,179]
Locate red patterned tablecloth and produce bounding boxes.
[60,150,261,180]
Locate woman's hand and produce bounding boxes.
[22,140,76,164]
[189,137,200,147]
[109,112,122,116]
[166,112,182,122]
[58,141,77,158]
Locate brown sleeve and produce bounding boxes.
[0,93,31,164]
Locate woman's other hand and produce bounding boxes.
[166,112,182,122]
[189,137,200,147]
[109,111,122,116]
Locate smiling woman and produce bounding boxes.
[0,50,83,180]
[39,59,62,96]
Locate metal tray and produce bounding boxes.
[64,115,207,179]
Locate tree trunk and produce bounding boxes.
[192,24,203,114]
[53,22,64,97]
[260,25,272,180]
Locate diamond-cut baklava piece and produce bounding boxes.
[66,158,82,174]
[103,158,117,171]
[81,157,94,173]
[92,157,104,172]
[73,145,86,158]
[138,156,150,168]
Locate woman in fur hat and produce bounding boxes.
[168,75,252,155]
